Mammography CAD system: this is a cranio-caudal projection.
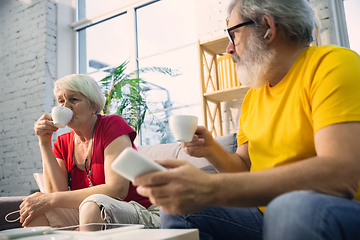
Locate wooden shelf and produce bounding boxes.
[200,35,229,55]
[198,35,249,137]
[204,86,250,103]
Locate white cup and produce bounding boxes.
[169,115,198,142]
[51,106,73,128]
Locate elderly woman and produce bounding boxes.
[20,74,160,229]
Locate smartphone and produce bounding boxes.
[111,147,167,181]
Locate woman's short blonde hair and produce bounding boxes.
[54,74,105,114]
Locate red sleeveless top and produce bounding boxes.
[53,114,151,208]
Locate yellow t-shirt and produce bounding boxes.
[237,45,360,207]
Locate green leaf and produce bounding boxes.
[114,84,123,99]
[100,59,181,137]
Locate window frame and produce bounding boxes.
[328,0,350,48]
[70,0,160,75]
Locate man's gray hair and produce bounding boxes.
[54,74,105,114]
[228,0,316,44]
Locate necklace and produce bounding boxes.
[83,134,94,187]
[68,120,97,189]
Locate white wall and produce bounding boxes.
[310,0,349,47]
[0,0,57,196]
[194,0,231,42]
[194,0,343,47]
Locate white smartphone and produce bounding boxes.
[111,147,167,181]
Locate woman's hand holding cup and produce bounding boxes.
[34,113,58,144]
[34,106,73,144]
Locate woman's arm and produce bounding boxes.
[34,113,68,192]
[21,134,133,226]
[47,134,133,208]
[40,143,69,192]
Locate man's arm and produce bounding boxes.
[182,126,251,173]
[213,122,360,207]
[135,122,360,215]
[204,141,251,173]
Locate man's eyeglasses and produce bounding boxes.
[226,19,254,45]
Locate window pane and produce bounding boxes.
[137,0,197,58]
[138,45,201,145]
[344,0,360,54]
[136,0,198,145]
[78,14,129,75]
[78,0,133,19]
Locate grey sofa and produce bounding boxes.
[0,133,237,230]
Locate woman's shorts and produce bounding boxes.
[44,194,160,229]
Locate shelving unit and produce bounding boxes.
[197,35,250,137]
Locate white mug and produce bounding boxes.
[169,115,198,142]
[51,106,73,128]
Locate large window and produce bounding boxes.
[136,0,199,145]
[75,0,199,145]
[344,0,360,54]
[78,0,134,20]
[78,13,129,79]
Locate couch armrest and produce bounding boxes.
[0,196,25,230]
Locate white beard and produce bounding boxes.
[232,33,276,89]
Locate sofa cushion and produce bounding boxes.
[177,149,212,169]
[137,133,237,172]
[33,173,46,193]
[200,165,218,174]
[214,133,238,153]
[138,143,181,161]
[0,196,25,230]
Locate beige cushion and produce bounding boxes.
[33,173,46,193]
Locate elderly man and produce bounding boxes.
[134,0,360,239]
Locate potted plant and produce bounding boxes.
[100,60,180,138]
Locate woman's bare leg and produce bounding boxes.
[25,214,50,227]
[79,201,106,225]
